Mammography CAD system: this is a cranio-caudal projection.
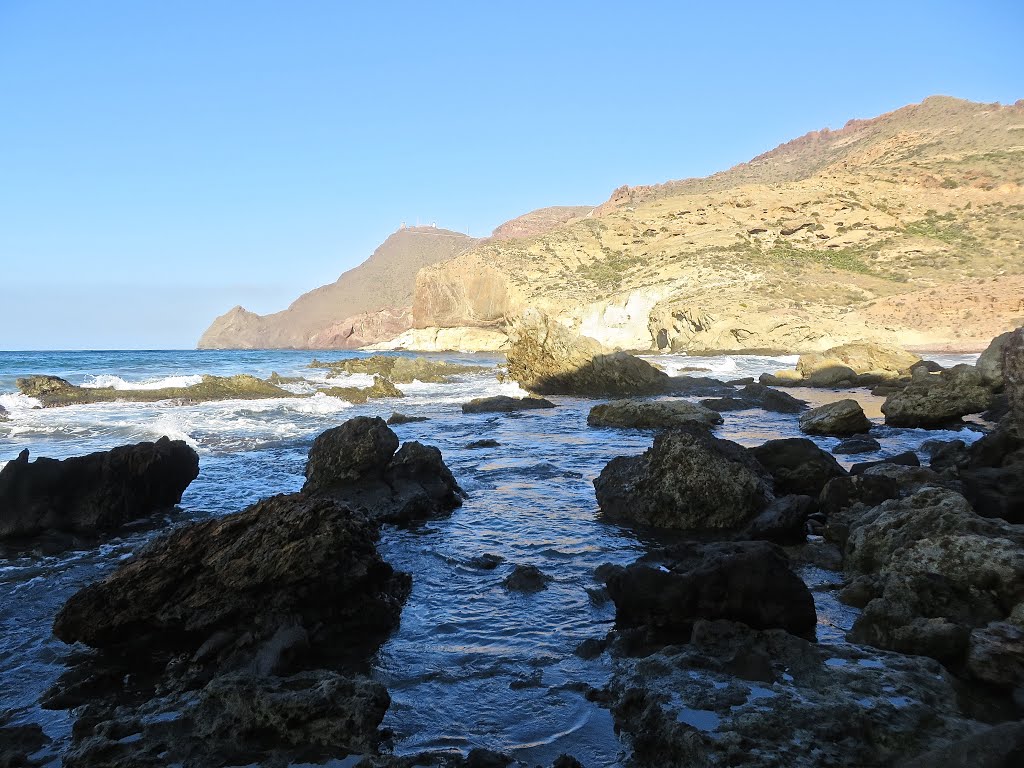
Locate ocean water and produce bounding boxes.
[0,349,981,765]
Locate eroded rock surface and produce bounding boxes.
[587,399,722,429]
[799,399,872,436]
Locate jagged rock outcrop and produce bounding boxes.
[799,399,873,436]
[505,309,669,396]
[319,375,404,403]
[594,426,773,530]
[302,416,464,524]
[490,206,593,239]
[700,383,808,414]
[0,437,199,539]
[199,227,477,349]
[587,399,723,429]
[882,364,995,427]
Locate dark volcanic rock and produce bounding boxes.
[595,426,773,530]
[503,564,551,593]
[603,541,816,642]
[387,412,429,425]
[741,494,815,544]
[832,435,881,454]
[465,439,501,449]
[53,492,410,658]
[302,417,464,524]
[750,438,847,498]
[850,450,920,475]
[461,395,556,413]
[0,437,199,540]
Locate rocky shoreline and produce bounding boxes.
[1,326,1022,766]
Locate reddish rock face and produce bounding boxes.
[307,306,412,349]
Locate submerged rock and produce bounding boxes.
[0,437,199,540]
[882,364,994,427]
[798,399,872,436]
[320,374,404,403]
[465,439,501,449]
[461,395,555,413]
[503,564,551,593]
[387,411,429,425]
[832,435,881,454]
[587,399,722,429]
[504,309,669,397]
[594,426,773,531]
[750,438,847,498]
[603,541,816,642]
[312,355,488,383]
[17,373,293,407]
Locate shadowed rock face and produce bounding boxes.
[882,364,995,427]
[750,438,847,498]
[505,310,669,397]
[0,437,199,539]
[603,541,816,642]
[1006,328,1024,433]
[594,426,773,530]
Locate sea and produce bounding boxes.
[0,348,982,766]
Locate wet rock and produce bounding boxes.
[465,439,501,449]
[53,492,411,658]
[461,395,556,413]
[0,437,199,540]
[387,412,429,425]
[861,463,947,496]
[929,439,971,473]
[0,404,7,422]
[850,450,921,475]
[467,553,503,570]
[701,383,807,414]
[740,495,815,544]
[798,399,872,436]
[305,416,399,489]
[882,364,995,427]
[505,308,670,397]
[586,399,722,429]
[320,374,404,403]
[899,721,1024,768]
[606,619,985,768]
[302,417,464,524]
[17,373,293,407]
[503,564,551,593]
[750,437,847,498]
[0,723,49,767]
[595,426,773,531]
[960,466,1024,523]
[976,330,1014,389]
[574,637,608,660]
[832,435,881,454]
[604,541,816,642]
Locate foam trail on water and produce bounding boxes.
[80,374,205,390]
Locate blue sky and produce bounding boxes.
[0,1,1021,350]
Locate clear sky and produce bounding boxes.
[1,0,1021,350]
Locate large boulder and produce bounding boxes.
[53,492,411,655]
[505,309,669,396]
[842,487,1024,671]
[798,399,872,436]
[882,364,995,428]
[303,416,464,524]
[701,383,807,414]
[587,399,723,429]
[0,437,199,540]
[796,341,921,381]
[750,438,847,498]
[604,541,816,642]
[594,426,773,530]
[977,331,1014,389]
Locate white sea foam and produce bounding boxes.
[0,392,41,412]
[80,374,207,390]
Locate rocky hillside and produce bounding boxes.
[198,227,477,349]
[412,96,1024,353]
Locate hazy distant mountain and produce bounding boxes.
[197,226,477,349]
